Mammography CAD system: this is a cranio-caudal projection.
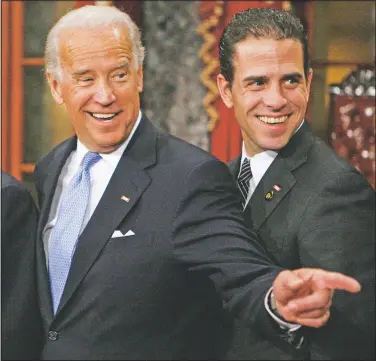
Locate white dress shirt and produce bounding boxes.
[43,110,143,260]
[239,147,278,209]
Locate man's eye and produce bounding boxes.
[247,80,264,89]
[113,73,127,81]
[285,78,299,85]
[79,78,93,82]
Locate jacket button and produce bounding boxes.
[48,330,59,341]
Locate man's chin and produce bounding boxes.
[262,139,289,152]
[82,137,125,154]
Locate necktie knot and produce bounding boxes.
[81,152,101,171]
[237,158,252,206]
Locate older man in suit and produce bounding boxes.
[1,171,44,360]
[34,5,362,360]
[217,8,375,360]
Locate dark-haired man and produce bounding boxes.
[217,7,375,360]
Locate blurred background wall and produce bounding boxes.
[1,0,375,196]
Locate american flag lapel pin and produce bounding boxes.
[120,195,130,203]
[272,184,281,192]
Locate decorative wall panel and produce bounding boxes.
[142,1,209,150]
[329,68,375,188]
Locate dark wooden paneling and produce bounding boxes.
[113,0,143,28]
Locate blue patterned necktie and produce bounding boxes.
[48,151,101,314]
[238,158,252,208]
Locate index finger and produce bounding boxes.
[313,271,361,293]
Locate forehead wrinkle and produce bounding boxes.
[59,27,134,72]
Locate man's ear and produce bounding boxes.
[137,66,143,93]
[46,72,64,105]
[305,68,313,102]
[217,74,233,108]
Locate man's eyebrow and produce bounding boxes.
[281,72,304,80]
[113,61,130,70]
[72,69,91,76]
[242,75,268,84]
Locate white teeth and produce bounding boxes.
[92,113,115,120]
[258,115,288,124]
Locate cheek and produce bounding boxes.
[68,88,92,110]
[117,89,140,108]
[290,87,309,108]
[119,89,135,102]
[235,92,259,113]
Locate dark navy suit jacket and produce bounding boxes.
[34,115,300,360]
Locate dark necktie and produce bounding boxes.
[237,158,252,207]
[48,151,101,314]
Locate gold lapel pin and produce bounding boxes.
[265,190,274,200]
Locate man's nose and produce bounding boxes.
[262,85,288,109]
[93,81,116,105]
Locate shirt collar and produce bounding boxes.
[76,110,143,168]
[240,119,305,182]
[240,145,278,186]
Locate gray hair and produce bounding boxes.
[45,5,145,79]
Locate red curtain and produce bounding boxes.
[199,1,288,162]
[75,1,95,8]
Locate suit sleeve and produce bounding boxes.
[1,184,39,294]
[1,182,44,359]
[33,162,43,207]
[170,158,291,344]
[298,170,375,359]
[2,184,36,230]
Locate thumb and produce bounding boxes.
[274,270,307,304]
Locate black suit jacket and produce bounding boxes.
[227,122,375,360]
[1,172,44,360]
[33,116,297,360]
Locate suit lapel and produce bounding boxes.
[228,152,296,231]
[56,116,157,315]
[249,157,296,230]
[246,122,314,231]
[36,137,76,323]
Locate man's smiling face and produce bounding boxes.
[218,37,312,156]
[47,25,143,153]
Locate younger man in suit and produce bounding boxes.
[217,8,375,360]
[1,171,44,359]
[34,5,362,359]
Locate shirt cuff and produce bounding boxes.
[264,287,301,331]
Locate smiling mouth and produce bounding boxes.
[257,115,290,124]
[87,111,122,122]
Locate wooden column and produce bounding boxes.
[1,1,11,172]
